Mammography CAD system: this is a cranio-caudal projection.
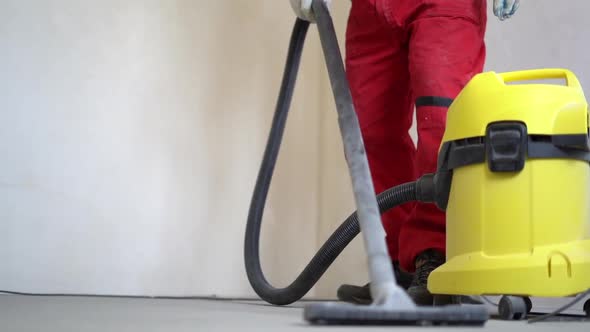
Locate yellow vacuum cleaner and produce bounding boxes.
[244,0,589,323]
[428,68,590,320]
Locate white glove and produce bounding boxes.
[493,0,520,21]
[289,0,331,22]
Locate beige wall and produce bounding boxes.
[1,0,589,300]
[0,0,326,297]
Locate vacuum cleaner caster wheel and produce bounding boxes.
[583,299,590,317]
[523,296,533,314]
[498,296,529,320]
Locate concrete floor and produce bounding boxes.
[0,295,588,331]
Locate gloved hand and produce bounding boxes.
[289,0,331,22]
[493,0,520,21]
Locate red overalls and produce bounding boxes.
[345,0,487,272]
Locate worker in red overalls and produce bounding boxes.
[289,0,520,305]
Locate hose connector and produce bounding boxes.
[416,173,436,203]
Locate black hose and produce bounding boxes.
[244,18,421,306]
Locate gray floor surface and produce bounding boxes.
[0,294,588,331]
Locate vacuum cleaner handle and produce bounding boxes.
[312,0,415,308]
[500,68,583,91]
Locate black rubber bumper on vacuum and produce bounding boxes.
[243,18,431,306]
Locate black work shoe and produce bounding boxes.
[407,249,445,306]
[336,262,413,305]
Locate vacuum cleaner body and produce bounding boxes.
[428,69,590,298]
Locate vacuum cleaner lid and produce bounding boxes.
[442,68,588,143]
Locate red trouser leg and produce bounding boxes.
[346,0,487,272]
[345,0,416,262]
[395,0,487,272]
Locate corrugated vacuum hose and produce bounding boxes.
[243,18,422,306]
